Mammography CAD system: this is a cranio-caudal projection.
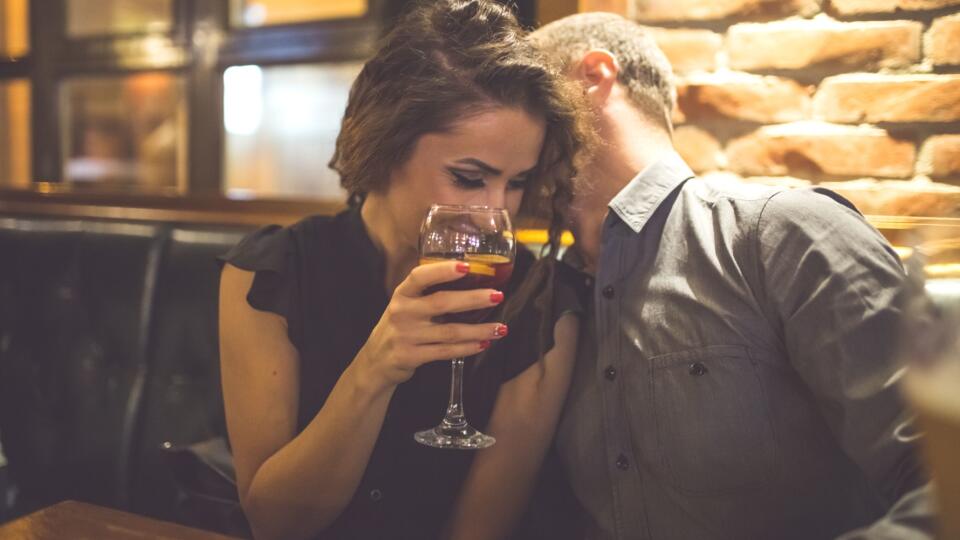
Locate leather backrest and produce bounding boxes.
[128,225,250,519]
[0,217,164,513]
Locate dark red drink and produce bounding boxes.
[421,253,514,323]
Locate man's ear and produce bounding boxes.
[576,49,619,108]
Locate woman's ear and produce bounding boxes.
[575,49,619,109]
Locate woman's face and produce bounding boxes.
[382,105,546,244]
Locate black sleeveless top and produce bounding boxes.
[221,207,585,539]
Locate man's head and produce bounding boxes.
[531,13,677,267]
[531,12,675,134]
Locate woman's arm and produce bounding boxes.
[445,313,580,540]
[220,264,393,540]
[220,262,506,540]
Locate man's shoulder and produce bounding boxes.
[758,186,865,231]
[681,175,863,226]
[690,172,788,201]
[677,174,789,231]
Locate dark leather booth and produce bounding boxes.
[0,214,252,534]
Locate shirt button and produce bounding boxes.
[584,276,594,289]
[602,285,615,299]
[689,362,708,376]
[604,366,617,381]
[369,488,383,502]
[615,454,630,471]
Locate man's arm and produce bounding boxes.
[837,483,938,540]
[756,189,929,511]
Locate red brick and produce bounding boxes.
[726,123,916,179]
[699,172,813,192]
[742,175,813,188]
[632,0,819,22]
[580,0,630,14]
[927,14,960,66]
[920,135,960,178]
[819,179,960,216]
[676,73,811,123]
[727,20,922,71]
[814,74,960,123]
[672,105,686,125]
[829,0,960,15]
[674,126,723,172]
[648,28,721,73]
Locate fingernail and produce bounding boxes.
[495,324,508,337]
[456,262,470,273]
[479,340,491,350]
[490,291,504,304]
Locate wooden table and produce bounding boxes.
[0,500,242,539]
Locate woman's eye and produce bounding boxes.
[451,172,485,189]
[507,178,528,190]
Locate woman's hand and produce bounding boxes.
[356,260,508,388]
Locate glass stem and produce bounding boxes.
[441,358,468,430]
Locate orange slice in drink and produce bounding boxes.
[419,253,508,276]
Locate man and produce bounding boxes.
[531,13,934,540]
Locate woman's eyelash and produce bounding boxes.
[451,171,485,188]
[450,170,528,190]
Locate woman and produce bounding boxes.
[218,1,588,538]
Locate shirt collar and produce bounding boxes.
[607,151,695,234]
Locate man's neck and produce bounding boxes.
[571,104,673,273]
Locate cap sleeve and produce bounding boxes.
[218,224,296,321]
[498,258,589,382]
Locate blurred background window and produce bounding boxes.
[223,62,362,200]
[232,0,368,27]
[0,0,28,58]
[0,79,30,188]
[66,0,173,38]
[61,73,187,192]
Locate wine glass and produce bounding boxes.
[414,204,515,450]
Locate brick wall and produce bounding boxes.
[581,0,960,216]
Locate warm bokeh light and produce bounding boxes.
[224,65,264,136]
[0,79,31,188]
[233,0,367,27]
[0,0,28,58]
[66,0,172,37]
[515,229,576,246]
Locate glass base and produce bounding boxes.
[414,424,496,450]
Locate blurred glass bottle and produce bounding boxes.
[899,228,960,538]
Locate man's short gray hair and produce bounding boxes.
[531,12,675,130]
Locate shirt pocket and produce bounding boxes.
[650,345,778,496]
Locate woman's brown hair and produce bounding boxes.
[331,0,590,358]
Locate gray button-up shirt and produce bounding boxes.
[556,152,926,540]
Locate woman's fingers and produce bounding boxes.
[415,322,508,345]
[393,260,504,317]
[380,260,509,370]
[413,289,504,317]
[395,260,469,297]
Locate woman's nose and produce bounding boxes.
[482,188,507,209]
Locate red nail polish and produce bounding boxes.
[479,340,491,350]
[456,262,470,273]
[495,324,508,337]
[490,291,504,304]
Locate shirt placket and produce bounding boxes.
[596,224,646,540]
